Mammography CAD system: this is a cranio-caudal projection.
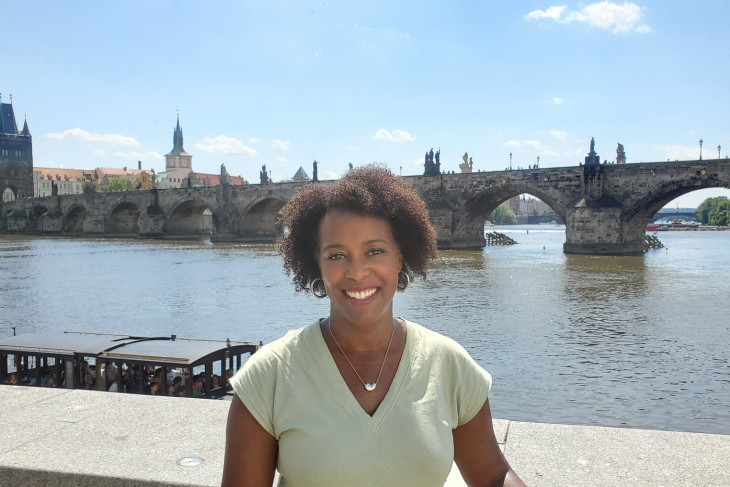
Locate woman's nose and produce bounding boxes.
[344,255,369,281]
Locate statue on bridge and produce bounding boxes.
[313,160,318,182]
[220,164,231,185]
[423,147,442,176]
[584,137,600,166]
[459,152,473,173]
[616,143,626,164]
[260,164,270,185]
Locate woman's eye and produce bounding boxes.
[327,253,345,260]
[368,248,385,255]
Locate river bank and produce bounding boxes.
[663,224,729,230]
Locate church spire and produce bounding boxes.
[22,116,30,136]
[170,113,187,155]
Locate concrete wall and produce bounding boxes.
[1,386,728,487]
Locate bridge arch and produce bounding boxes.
[236,196,287,242]
[164,199,214,238]
[63,205,88,234]
[623,177,730,237]
[2,186,17,202]
[27,205,49,232]
[107,202,141,235]
[453,183,567,247]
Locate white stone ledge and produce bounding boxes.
[1,386,728,487]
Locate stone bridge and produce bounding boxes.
[2,159,728,255]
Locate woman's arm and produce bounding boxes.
[221,396,278,487]
[453,399,526,487]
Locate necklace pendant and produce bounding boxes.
[364,383,377,392]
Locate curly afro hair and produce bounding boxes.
[278,164,438,293]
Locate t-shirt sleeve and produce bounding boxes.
[229,347,279,438]
[448,341,492,426]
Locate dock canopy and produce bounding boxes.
[1,332,258,397]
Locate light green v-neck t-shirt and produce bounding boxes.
[230,319,492,487]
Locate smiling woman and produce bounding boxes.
[221,164,526,487]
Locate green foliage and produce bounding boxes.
[696,197,730,225]
[82,181,98,196]
[106,178,135,192]
[489,203,516,224]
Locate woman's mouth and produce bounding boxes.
[345,287,378,301]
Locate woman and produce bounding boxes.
[222,165,525,486]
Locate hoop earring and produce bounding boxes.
[397,271,410,291]
[310,278,327,298]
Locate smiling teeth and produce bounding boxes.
[346,288,376,300]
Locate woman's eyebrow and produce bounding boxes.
[321,239,388,251]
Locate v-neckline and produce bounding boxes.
[313,318,413,431]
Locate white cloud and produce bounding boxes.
[248,138,259,144]
[195,135,257,155]
[504,140,522,148]
[526,1,650,34]
[524,140,541,148]
[272,139,291,151]
[550,130,568,140]
[46,128,140,146]
[526,5,567,21]
[373,128,415,142]
[547,97,564,104]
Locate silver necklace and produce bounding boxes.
[328,320,396,392]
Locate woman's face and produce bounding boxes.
[316,210,402,330]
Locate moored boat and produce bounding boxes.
[0,332,258,398]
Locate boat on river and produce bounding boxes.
[646,223,668,231]
[0,332,258,398]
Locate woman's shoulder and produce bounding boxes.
[246,320,322,365]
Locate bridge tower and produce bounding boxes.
[0,97,33,202]
[165,114,192,175]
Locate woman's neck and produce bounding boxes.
[323,315,398,352]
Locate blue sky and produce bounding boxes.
[4,1,729,207]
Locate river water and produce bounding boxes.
[1,226,728,435]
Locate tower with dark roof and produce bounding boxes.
[165,115,192,175]
[0,97,33,201]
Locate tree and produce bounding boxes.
[489,203,516,224]
[82,181,98,196]
[696,197,730,225]
[107,178,135,192]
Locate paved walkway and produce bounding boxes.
[1,386,728,486]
